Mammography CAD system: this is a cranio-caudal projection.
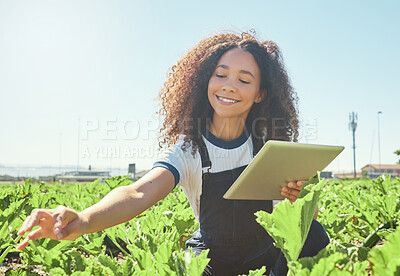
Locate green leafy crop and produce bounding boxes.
[255,177,324,262]
[1,175,400,275]
[369,226,400,275]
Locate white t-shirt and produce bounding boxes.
[153,129,253,221]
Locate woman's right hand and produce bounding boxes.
[16,206,88,250]
[15,168,175,250]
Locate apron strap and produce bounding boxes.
[198,136,212,174]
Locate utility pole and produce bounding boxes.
[59,132,62,174]
[377,111,382,171]
[77,117,80,171]
[349,112,358,178]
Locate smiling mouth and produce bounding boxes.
[217,95,239,103]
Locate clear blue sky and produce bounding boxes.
[1,0,399,175]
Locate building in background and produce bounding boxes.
[361,164,400,178]
[55,166,110,182]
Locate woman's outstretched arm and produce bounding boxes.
[17,167,175,249]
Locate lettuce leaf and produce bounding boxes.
[369,226,400,275]
[255,179,325,262]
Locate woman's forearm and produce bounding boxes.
[81,168,175,234]
[80,186,145,234]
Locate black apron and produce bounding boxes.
[186,138,280,275]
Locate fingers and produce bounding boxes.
[287,181,304,191]
[17,209,53,236]
[16,206,81,250]
[16,227,44,250]
[18,216,31,236]
[16,237,29,250]
[53,206,67,239]
[281,187,299,203]
[281,180,305,203]
[52,206,79,240]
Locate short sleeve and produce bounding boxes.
[153,137,197,189]
[152,161,180,187]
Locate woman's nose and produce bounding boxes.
[222,77,236,92]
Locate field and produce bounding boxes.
[0,175,399,275]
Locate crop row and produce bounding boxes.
[0,175,399,275]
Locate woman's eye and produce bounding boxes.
[216,74,225,78]
[240,79,250,84]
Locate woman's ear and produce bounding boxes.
[255,89,267,103]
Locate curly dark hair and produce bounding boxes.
[158,31,299,154]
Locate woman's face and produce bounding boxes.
[207,48,264,125]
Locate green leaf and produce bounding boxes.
[287,252,346,276]
[121,258,135,275]
[347,261,369,276]
[72,252,86,272]
[84,179,102,194]
[287,243,335,272]
[357,246,370,261]
[184,249,210,276]
[105,175,132,189]
[154,241,173,264]
[133,268,157,276]
[49,267,68,275]
[240,266,266,276]
[155,262,176,275]
[255,179,324,262]
[127,245,154,271]
[369,226,400,275]
[97,254,118,275]
[375,174,391,195]
[0,197,29,239]
[299,175,320,198]
[0,244,13,264]
[100,266,115,276]
[70,272,92,276]
[22,178,32,197]
[76,234,105,255]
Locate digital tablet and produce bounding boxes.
[223,140,344,200]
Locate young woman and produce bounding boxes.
[17,32,329,275]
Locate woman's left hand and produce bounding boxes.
[281,181,305,203]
